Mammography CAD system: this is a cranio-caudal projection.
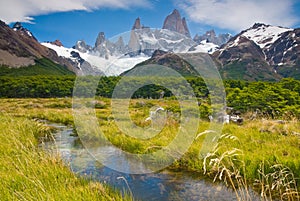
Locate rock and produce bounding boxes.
[95,32,105,47]
[194,30,231,46]
[50,39,63,47]
[162,9,191,38]
[74,40,92,53]
[132,17,142,30]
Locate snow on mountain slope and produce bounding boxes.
[188,40,219,53]
[241,23,292,49]
[42,26,223,76]
[131,28,221,54]
[42,43,76,59]
[128,28,196,54]
[42,42,149,76]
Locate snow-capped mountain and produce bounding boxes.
[193,30,231,46]
[242,23,292,49]
[42,42,149,76]
[43,9,226,76]
[213,23,300,80]
[43,28,198,76]
[225,23,292,50]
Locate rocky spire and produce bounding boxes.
[132,17,142,30]
[95,32,105,47]
[162,9,191,38]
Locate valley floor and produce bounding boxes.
[0,98,299,200]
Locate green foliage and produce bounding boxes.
[220,61,280,81]
[0,76,75,98]
[0,74,299,118]
[226,78,300,118]
[0,58,74,76]
[276,65,300,80]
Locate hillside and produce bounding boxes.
[0,20,77,75]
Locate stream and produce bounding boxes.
[40,123,260,201]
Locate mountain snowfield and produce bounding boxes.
[42,42,149,76]
[188,40,219,53]
[226,23,292,49]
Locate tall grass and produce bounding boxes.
[256,162,299,201]
[203,132,300,201]
[203,134,252,201]
[0,115,129,200]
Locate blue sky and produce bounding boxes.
[1,0,300,47]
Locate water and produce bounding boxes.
[41,123,260,201]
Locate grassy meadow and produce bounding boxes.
[0,98,299,200]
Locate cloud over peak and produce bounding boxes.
[0,0,150,24]
[178,0,299,32]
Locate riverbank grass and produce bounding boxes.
[0,115,129,200]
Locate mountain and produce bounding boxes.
[213,35,281,81]
[0,21,77,75]
[44,9,212,76]
[162,9,191,38]
[45,9,222,76]
[193,30,231,46]
[122,49,199,76]
[42,42,146,76]
[132,17,142,30]
[126,23,300,81]
[213,23,300,80]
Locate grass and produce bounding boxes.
[0,113,130,200]
[0,98,300,200]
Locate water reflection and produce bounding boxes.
[42,123,259,201]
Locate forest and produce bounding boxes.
[0,75,299,118]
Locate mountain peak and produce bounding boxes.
[162,9,191,38]
[95,32,105,47]
[11,22,36,40]
[251,22,268,29]
[241,23,292,49]
[171,9,180,16]
[132,17,142,30]
[12,22,22,31]
[193,29,231,46]
[50,39,63,47]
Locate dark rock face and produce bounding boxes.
[215,36,266,64]
[132,17,142,30]
[12,22,37,40]
[162,9,191,38]
[124,49,200,76]
[265,29,300,66]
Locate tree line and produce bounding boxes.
[0,75,299,118]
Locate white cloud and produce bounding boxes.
[0,0,150,23]
[178,0,299,31]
